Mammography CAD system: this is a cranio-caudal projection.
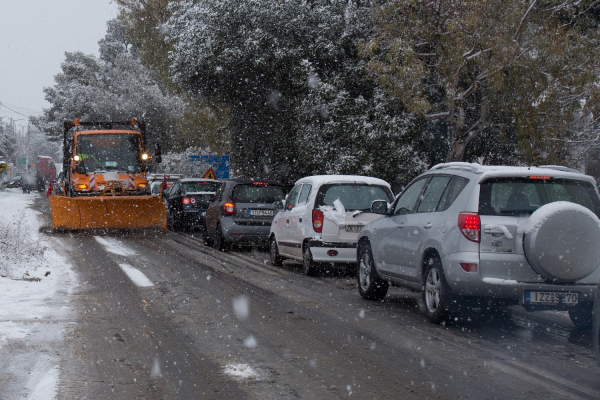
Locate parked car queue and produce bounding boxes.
[163,166,600,345]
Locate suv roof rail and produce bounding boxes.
[430,162,482,173]
[538,165,582,174]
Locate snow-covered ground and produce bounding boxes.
[0,188,76,400]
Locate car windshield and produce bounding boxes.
[183,181,221,193]
[232,184,285,203]
[77,134,142,172]
[316,184,394,212]
[479,177,600,217]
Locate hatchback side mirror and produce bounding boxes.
[273,200,284,210]
[370,200,389,215]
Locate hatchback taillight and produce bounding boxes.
[313,209,324,233]
[223,202,235,215]
[458,212,480,242]
[182,197,197,204]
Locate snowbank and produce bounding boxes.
[0,189,75,400]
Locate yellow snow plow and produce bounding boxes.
[50,119,167,231]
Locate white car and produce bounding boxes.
[268,175,394,275]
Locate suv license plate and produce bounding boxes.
[346,225,363,233]
[248,209,273,217]
[524,291,578,304]
[199,211,206,217]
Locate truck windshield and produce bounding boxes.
[77,134,142,172]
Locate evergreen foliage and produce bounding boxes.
[30,20,183,151]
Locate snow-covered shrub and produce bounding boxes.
[0,211,45,278]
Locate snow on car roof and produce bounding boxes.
[430,162,595,184]
[180,178,220,182]
[294,175,391,187]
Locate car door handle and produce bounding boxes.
[299,218,302,223]
[398,223,405,228]
[286,219,290,224]
[423,222,432,229]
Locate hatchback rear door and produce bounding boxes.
[317,183,394,244]
[231,182,285,229]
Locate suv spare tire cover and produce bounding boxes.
[520,201,600,282]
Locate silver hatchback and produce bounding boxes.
[358,163,600,327]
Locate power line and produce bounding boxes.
[0,101,43,114]
[0,102,34,118]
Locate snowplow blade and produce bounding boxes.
[49,195,167,231]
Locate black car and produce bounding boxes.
[4,176,22,188]
[204,179,285,250]
[164,178,222,231]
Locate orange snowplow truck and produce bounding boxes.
[49,118,167,230]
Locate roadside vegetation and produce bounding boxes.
[0,209,45,278]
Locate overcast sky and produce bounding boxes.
[0,0,119,132]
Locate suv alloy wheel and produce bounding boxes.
[423,257,454,324]
[357,243,388,301]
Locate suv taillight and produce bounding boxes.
[182,197,197,204]
[223,202,235,215]
[458,212,480,243]
[312,209,324,233]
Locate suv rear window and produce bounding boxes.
[232,184,285,203]
[316,184,394,212]
[479,178,600,217]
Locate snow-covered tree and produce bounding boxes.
[31,19,183,152]
[0,122,16,162]
[362,0,600,165]
[167,0,425,185]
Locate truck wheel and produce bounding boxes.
[568,303,593,330]
[423,257,455,324]
[357,243,388,301]
[269,236,283,267]
[302,246,318,276]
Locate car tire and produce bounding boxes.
[213,224,229,251]
[202,229,213,246]
[568,303,594,330]
[302,245,318,276]
[357,243,388,301]
[423,257,454,324]
[269,236,283,267]
[169,210,180,231]
[167,210,174,231]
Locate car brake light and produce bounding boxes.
[313,209,324,233]
[528,176,551,180]
[253,182,268,186]
[223,202,235,215]
[458,212,480,242]
[460,263,478,272]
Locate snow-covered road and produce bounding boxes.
[0,189,76,400]
[1,188,599,399]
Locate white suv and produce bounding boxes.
[269,175,394,275]
[358,163,600,327]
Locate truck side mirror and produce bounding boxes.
[155,144,162,164]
